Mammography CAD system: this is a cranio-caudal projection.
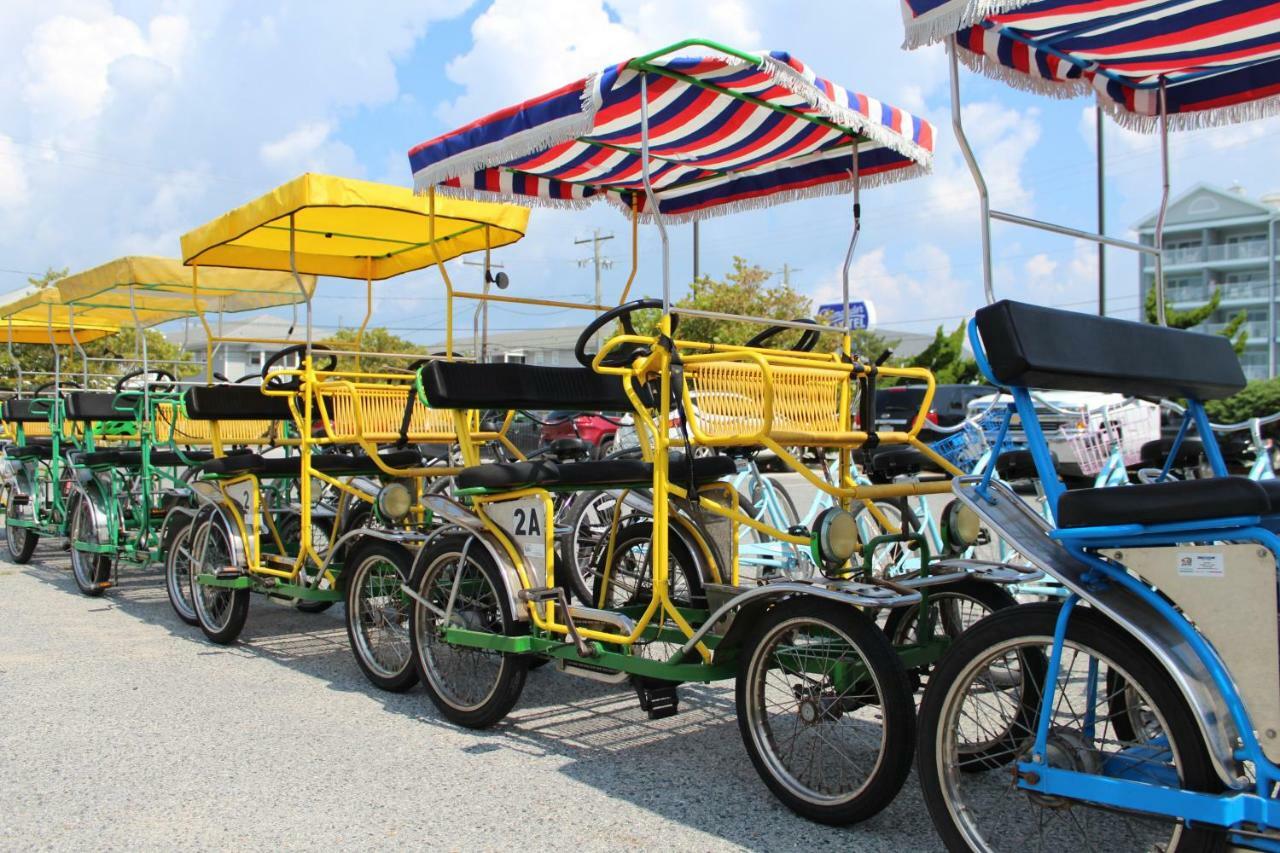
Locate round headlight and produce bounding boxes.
[376,481,413,521]
[812,507,859,568]
[941,499,982,551]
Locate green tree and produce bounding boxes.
[848,328,901,362]
[903,321,979,385]
[633,257,822,347]
[323,326,426,374]
[1145,285,1248,354]
[1204,377,1280,425]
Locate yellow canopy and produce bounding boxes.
[179,172,529,280]
[56,256,316,328]
[0,288,119,345]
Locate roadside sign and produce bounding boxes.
[817,300,876,330]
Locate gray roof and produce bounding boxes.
[1135,183,1276,230]
[165,314,336,350]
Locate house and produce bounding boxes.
[165,314,336,381]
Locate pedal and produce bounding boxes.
[518,586,594,658]
[633,677,679,720]
[520,586,560,603]
[215,566,242,580]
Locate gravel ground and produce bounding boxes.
[0,527,949,852]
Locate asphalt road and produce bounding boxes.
[0,505,950,852]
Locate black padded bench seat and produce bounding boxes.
[456,452,736,491]
[184,384,291,420]
[1058,477,1280,529]
[76,448,216,467]
[5,443,52,460]
[65,392,137,422]
[421,362,632,411]
[3,399,51,424]
[995,449,1060,480]
[858,446,946,482]
[200,448,422,477]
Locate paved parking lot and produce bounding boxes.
[0,523,950,852]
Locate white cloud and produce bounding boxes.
[812,243,972,331]
[0,135,30,211]
[438,0,760,125]
[1013,239,1098,301]
[927,101,1041,219]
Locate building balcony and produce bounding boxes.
[1144,241,1277,268]
[1200,320,1272,340]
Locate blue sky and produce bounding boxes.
[1,0,1277,346]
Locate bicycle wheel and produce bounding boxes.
[916,603,1223,852]
[852,500,908,578]
[409,534,528,728]
[163,514,198,626]
[345,541,418,692]
[736,597,916,825]
[5,492,37,563]
[69,494,112,596]
[746,475,800,529]
[191,519,250,645]
[557,490,620,605]
[276,513,335,613]
[590,521,703,610]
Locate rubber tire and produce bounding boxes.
[69,494,112,596]
[590,521,704,610]
[883,577,1017,649]
[748,475,800,528]
[5,493,37,563]
[276,513,335,613]
[163,514,199,626]
[735,597,916,825]
[409,534,528,729]
[192,520,250,645]
[344,541,419,692]
[557,489,613,606]
[916,603,1224,852]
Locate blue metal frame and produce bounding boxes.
[966,315,1280,840]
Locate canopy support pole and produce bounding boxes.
[290,213,312,354]
[483,227,492,362]
[192,265,215,383]
[427,187,457,359]
[1153,77,1170,327]
[7,317,19,393]
[639,73,671,310]
[841,147,861,332]
[48,303,59,391]
[128,285,150,416]
[949,42,993,305]
[1096,106,1106,316]
[67,305,88,386]
[354,258,373,371]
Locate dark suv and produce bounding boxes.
[875,383,995,443]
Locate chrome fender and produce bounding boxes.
[66,479,112,548]
[953,476,1248,789]
[189,500,250,574]
[421,494,527,621]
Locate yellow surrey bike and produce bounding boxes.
[401,40,1038,825]
[168,174,529,690]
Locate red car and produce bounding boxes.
[539,410,620,457]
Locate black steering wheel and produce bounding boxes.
[262,343,337,390]
[744,318,822,353]
[33,379,83,394]
[575,299,678,368]
[116,368,177,393]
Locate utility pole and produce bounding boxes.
[1096,105,1106,316]
[775,263,801,287]
[576,229,614,347]
[692,220,700,281]
[463,257,505,362]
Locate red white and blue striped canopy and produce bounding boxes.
[901,1,1280,129]
[408,44,934,222]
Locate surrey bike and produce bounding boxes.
[901,2,1280,848]
[0,287,118,562]
[170,173,528,695]
[51,256,309,597]
[402,39,1037,824]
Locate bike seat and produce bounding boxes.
[1139,437,1204,469]
[995,449,1058,480]
[455,452,735,492]
[861,446,944,482]
[6,443,52,460]
[114,449,215,467]
[1057,476,1272,529]
[548,437,593,460]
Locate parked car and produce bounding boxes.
[539,410,624,457]
[876,383,995,443]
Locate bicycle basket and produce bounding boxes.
[929,422,987,471]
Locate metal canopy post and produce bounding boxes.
[47,303,59,391]
[639,73,671,310]
[949,41,1163,311]
[67,305,89,386]
[290,212,313,355]
[841,147,862,331]
[1153,77,1171,327]
[7,317,19,392]
[949,43,994,305]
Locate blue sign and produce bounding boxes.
[817,300,875,330]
